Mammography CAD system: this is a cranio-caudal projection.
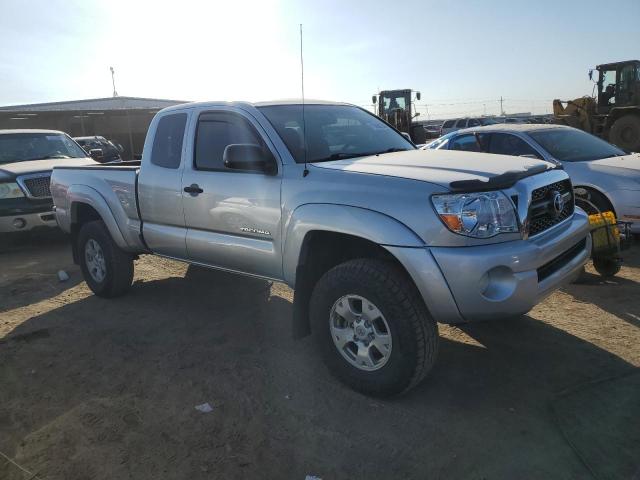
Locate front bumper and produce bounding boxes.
[0,210,57,233]
[386,209,592,323]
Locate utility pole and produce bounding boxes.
[110,66,118,97]
[500,96,504,116]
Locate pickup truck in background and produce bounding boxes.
[51,101,592,396]
[74,135,124,163]
[0,129,96,233]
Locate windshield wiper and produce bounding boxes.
[25,154,72,161]
[311,152,377,162]
[373,147,411,155]
[311,148,411,163]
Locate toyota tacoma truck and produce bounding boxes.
[50,101,592,396]
[0,129,97,233]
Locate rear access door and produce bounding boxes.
[138,110,190,258]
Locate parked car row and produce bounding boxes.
[418,116,554,141]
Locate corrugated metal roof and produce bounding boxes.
[0,96,189,112]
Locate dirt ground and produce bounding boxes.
[1,231,639,480]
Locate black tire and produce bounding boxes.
[309,258,438,397]
[77,220,134,298]
[593,257,621,278]
[609,114,640,152]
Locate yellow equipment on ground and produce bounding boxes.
[588,211,619,251]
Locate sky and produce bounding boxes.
[1,0,638,118]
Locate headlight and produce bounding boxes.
[0,182,25,199]
[432,191,519,238]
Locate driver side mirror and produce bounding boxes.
[416,91,421,101]
[89,148,104,161]
[223,144,277,175]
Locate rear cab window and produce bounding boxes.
[455,119,468,128]
[150,113,188,169]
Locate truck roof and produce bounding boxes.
[0,129,66,135]
[157,99,350,113]
[456,123,572,134]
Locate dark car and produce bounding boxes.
[73,136,123,163]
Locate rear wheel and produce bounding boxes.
[78,220,134,298]
[609,114,640,152]
[310,258,438,397]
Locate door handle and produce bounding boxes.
[184,184,204,196]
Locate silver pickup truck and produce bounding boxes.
[51,100,592,396]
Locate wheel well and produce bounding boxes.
[574,186,615,216]
[609,108,640,121]
[291,230,411,338]
[70,203,101,263]
[605,109,640,130]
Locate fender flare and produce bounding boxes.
[67,184,128,249]
[282,203,424,285]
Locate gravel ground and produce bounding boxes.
[1,231,639,480]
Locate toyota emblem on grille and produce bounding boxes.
[551,190,564,217]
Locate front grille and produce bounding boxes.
[537,238,587,282]
[528,179,574,236]
[22,174,52,198]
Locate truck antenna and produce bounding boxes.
[300,24,309,177]
[110,66,118,97]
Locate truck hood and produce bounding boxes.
[0,157,96,181]
[311,149,556,189]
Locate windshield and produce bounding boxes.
[425,132,454,149]
[381,92,409,114]
[258,104,415,163]
[529,128,626,162]
[0,132,87,164]
[76,138,121,160]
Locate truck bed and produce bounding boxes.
[51,163,146,253]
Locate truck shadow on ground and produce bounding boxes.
[564,246,640,329]
[0,230,82,314]
[1,265,638,480]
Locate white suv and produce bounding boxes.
[440,117,499,136]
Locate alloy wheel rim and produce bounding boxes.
[329,294,392,371]
[85,239,106,283]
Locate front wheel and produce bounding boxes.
[593,257,621,278]
[609,114,640,152]
[77,220,134,298]
[310,258,439,397]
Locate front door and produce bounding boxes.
[181,109,283,280]
[617,63,639,107]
